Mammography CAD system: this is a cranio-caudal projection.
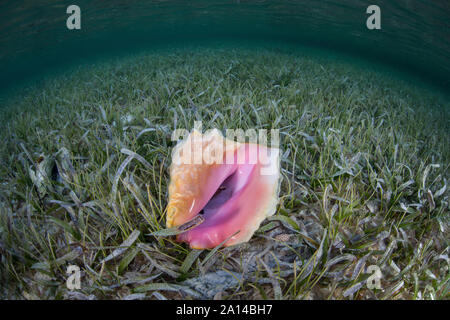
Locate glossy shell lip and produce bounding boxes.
[166,129,280,249]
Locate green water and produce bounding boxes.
[0,1,449,96]
[1,1,450,300]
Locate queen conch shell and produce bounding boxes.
[166,129,280,249]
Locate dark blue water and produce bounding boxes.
[0,1,449,96]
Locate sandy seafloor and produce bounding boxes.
[0,42,448,299]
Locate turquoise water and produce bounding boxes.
[0,1,449,95]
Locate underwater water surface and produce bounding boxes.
[0,0,449,95]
